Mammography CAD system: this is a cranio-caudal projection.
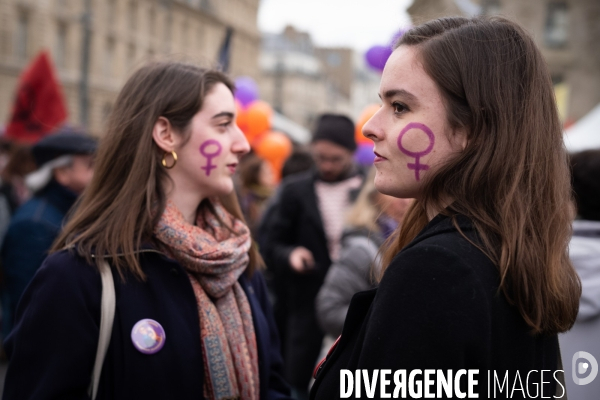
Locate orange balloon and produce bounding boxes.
[237,100,272,144]
[355,104,380,145]
[254,131,293,182]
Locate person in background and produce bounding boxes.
[257,146,315,356]
[257,146,315,252]
[279,147,315,180]
[0,143,37,242]
[3,62,291,400]
[237,152,275,237]
[559,149,600,400]
[311,16,580,399]
[262,114,365,399]
[316,168,412,338]
[1,129,96,337]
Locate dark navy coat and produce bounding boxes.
[4,248,292,400]
[1,180,78,337]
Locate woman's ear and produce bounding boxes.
[152,117,178,152]
[453,126,468,152]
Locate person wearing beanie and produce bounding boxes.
[1,128,96,337]
[260,113,365,399]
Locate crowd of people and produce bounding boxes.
[0,15,597,400]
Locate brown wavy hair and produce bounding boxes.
[52,62,263,279]
[380,16,580,335]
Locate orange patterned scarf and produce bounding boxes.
[154,200,259,400]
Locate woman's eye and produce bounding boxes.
[392,102,410,113]
[392,102,409,114]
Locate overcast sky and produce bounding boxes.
[258,0,413,51]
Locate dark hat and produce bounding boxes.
[32,127,97,167]
[312,114,356,151]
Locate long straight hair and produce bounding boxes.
[52,62,263,278]
[380,17,580,335]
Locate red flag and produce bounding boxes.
[4,51,68,144]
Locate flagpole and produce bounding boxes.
[79,0,92,128]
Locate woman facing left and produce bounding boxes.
[3,62,292,400]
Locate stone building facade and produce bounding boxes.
[408,0,600,122]
[0,0,261,135]
[259,25,380,130]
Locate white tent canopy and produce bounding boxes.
[564,103,600,153]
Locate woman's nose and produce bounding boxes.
[232,125,251,155]
[362,109,382,142]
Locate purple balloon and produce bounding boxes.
[234,76,259,107]
[354,143,375,166]
[365,45,393,72]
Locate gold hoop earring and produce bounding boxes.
[161,151,177,169]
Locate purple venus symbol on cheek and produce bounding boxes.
[199,139,223,176]
[397,122,435,181]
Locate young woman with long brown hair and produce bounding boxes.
[310,16,581,399]
[3,62,291,400]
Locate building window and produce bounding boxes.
[56,0,63,8]
[102,102,113,122]
[106,0,116,28]
[127,43,136,70]
[55,22,68,68]
[196,25,204,52]
[16,10,29,60]
[148,6,156,36]
[182,20,189,49]
[327,52,341,67]
[56,0,70,12]
[483,0,501,15]
[163,12,171,43]
[545,2,569,48]
[128,1,137,32]
[103,38,115,77]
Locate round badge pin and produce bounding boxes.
[131,319,166,354]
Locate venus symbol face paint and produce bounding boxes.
[199,139,223,176]
[396,122,435,181]
[366,46,461,199]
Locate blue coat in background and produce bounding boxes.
[4,247,292,400]
[0,180,77,337]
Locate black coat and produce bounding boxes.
[261,169,363,389]
[1,180,78,336]
[310,214,559,400]
[265,171,332,312]
[4,248,292,400]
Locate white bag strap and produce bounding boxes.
[88,259,116,400]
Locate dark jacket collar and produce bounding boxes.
[37,179,78,216]
[403,212,475,252]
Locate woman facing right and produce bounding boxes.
[310,16,581,399]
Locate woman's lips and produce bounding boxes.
[227,163,237,173]
[374,151,387,163]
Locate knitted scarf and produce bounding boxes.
[154,200,259,400]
